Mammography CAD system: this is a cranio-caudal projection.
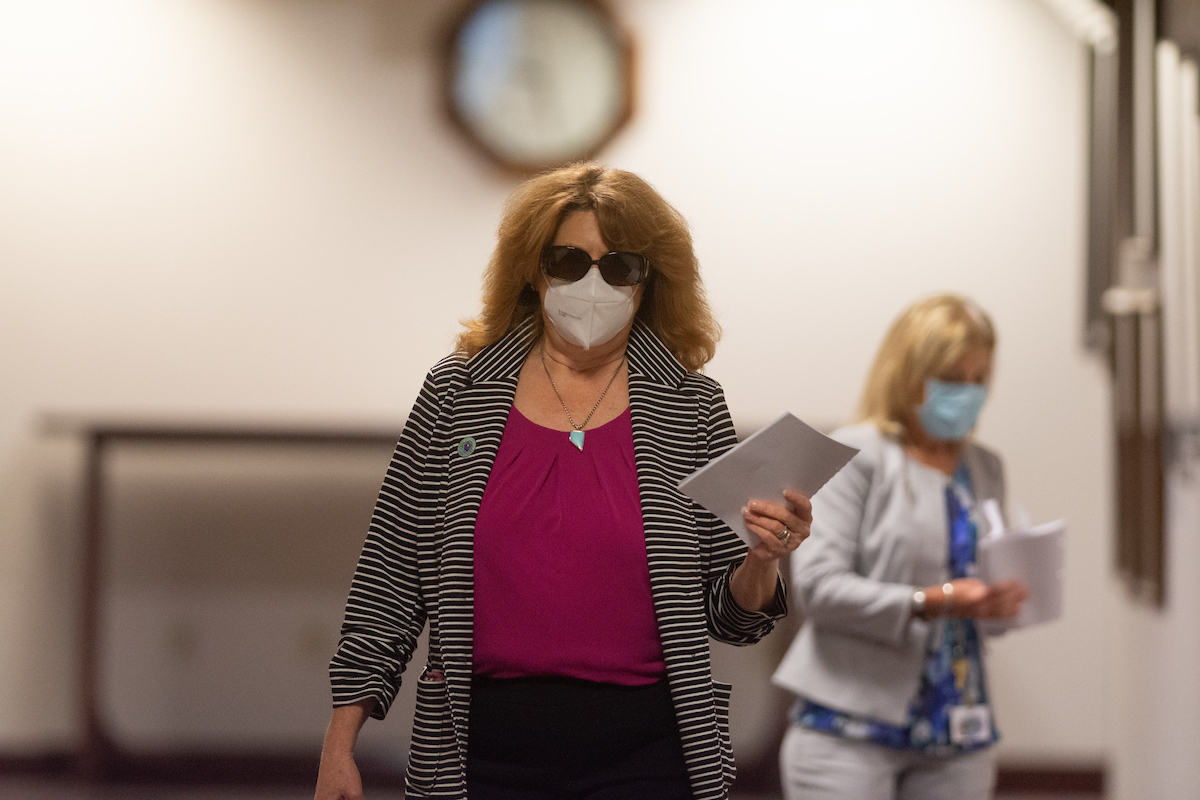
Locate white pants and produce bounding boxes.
[780,725,997,800]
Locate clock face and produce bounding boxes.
[445,0,633,171]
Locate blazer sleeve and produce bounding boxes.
[791,432,917,648]
[328,367,446,719]
[698,383,788,645]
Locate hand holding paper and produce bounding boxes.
[678,413,859,548]
[935,577,1028,620]
[977,499,1065,632]
[741,489,813,552]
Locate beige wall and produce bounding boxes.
[1108,473,1200,800]
[0,0,1117,771]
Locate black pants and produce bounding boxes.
[466,676,693,800]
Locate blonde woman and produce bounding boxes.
[773,294,1028,800]
[314,164,810,800]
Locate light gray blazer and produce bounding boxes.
[771,423,1005,726]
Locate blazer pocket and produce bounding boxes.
[405,668,453,796]
[713,680,736,788]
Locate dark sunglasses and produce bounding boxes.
[540,245,649,287]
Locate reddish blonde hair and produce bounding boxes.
[456,163,720,371]
[857,294,997,438]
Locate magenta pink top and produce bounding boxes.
[472,405,666,686]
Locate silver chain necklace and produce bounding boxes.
[540,346,625,451]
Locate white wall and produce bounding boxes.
[1107,470,1200,800]
[0,0,1112,770]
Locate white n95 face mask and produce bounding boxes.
[543,269,637,350]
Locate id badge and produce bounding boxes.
[948,704,992,745]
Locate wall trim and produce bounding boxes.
[0,751,1105,794]
[995,764,1106,793]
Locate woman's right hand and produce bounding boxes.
[314,748,363,800]
[926,578,1028,619]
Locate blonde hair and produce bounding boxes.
[455,163,720,372]
[857,294,997,438]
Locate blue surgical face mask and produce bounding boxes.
[917,379,988,441]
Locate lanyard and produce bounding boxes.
[945,464,976,579]
[943,463,984,705]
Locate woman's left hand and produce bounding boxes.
[742,489,812,563]
[729,490,811,613]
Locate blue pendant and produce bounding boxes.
[569,430,585,451]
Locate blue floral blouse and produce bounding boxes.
[793,463,998,754]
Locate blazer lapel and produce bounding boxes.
[625,322,707,628]
[439,319,536,740]
[626,320,698,510]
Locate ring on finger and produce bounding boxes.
[776,526,790,543]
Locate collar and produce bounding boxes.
[465,316,690,390]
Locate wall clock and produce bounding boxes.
[442,0,635,173]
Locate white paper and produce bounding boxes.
[980,499,1006,540]
[977,517,1065,632]
[678,412,859,547]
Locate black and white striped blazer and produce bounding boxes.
[330,317,786,799]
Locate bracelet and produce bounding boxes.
[911,589,927,619]
[942,582,954,617]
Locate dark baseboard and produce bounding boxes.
[1,750,1104,795]
[0,752,75,776]
[0,750,404,788]
[995,765,1105,793]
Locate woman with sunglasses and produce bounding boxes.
[772,295,1028,800]
[314,163,809,800]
